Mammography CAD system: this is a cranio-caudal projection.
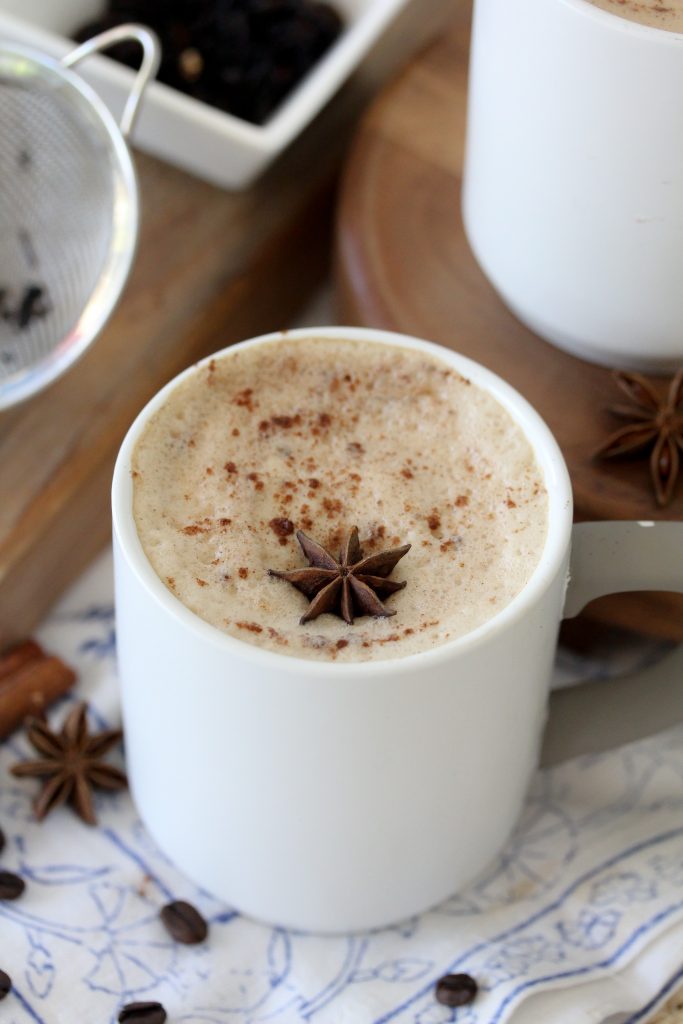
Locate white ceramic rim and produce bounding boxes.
[0,42,138,409]
[112,327,573,678]
[561,0,683,40]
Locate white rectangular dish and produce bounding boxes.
[0,0,410,188]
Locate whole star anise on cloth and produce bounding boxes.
[10,702,127,825]
[595,368,683,506]
[269,526,410,624]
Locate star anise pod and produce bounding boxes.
[269,526,410,625]
[595,368,683,506]
[10,702,127,825]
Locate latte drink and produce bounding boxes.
[132,336,548,662]
[582,0,683,32]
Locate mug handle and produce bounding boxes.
[564,521,683,618]
[62,24,160,138]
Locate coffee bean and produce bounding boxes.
[160,899,208,944]
[118,1001,167,1024]
[435,973,478,1008]
[0,871,25,900]
[0,969,11,1000]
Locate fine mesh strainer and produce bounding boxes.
[0,25,160,410]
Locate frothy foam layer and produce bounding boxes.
[582,0,683,32]
[132,336,548,662]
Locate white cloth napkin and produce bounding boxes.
[1,552,682,1024]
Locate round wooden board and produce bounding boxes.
[334,3,683,640]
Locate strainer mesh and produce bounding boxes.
[0,66,116,382]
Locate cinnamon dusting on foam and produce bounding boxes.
[131,337,548,662]
[584,0,683,31]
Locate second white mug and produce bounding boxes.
[463,0,683,371]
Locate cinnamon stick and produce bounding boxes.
[0,653,76,739]
[0,640,44,682]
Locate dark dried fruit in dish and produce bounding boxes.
[74,0,344,125]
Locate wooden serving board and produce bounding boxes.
[0,0,460,651]
[334,2,683,641]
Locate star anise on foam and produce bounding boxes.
[10,702,127,825]
[595,369,683,507]
[269,527,410,625]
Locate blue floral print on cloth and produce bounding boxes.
[0,552,682,1024]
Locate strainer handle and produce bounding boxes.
[62,24,161,139]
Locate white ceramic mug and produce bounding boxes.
[463,0,683,371]
[112,327,683,934]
